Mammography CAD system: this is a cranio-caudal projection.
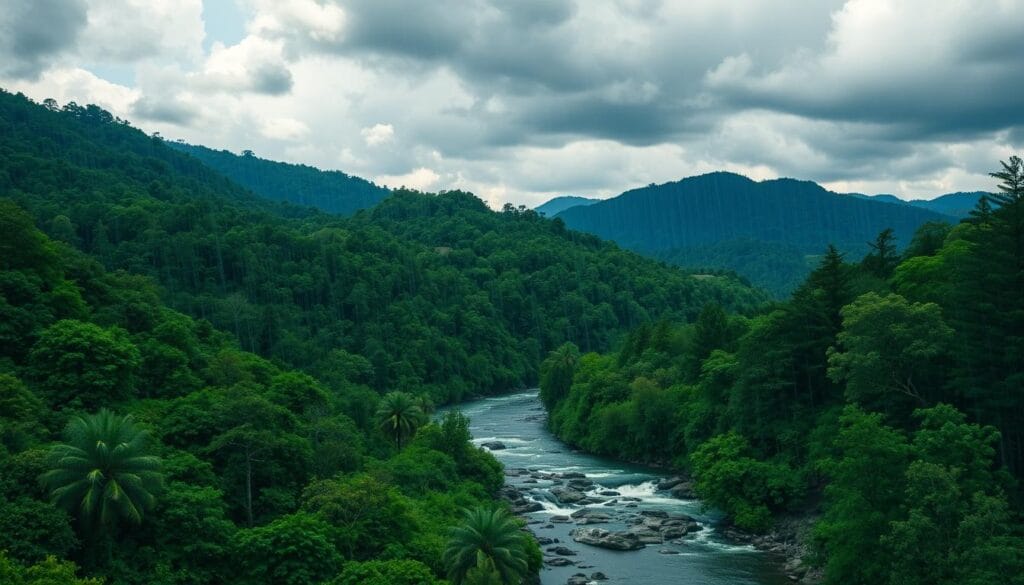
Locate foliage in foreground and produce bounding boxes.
[0,201,526,584]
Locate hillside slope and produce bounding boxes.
[0,90,766,403]
[168,142,390,216]
[556,172,955,295]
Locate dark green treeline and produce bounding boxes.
[541,157,1024,585]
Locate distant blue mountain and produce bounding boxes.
[909,192,987,217]
[535,195,600,216]
[849,191,986,218]
[850,193,904,205]
[554,172,956,296]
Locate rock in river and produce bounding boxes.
[551,486,587,504]
[481,441,506,450]
[571,527,645,551]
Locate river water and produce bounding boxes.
[451,390,790,585]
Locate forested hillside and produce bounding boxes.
[555,172,954,295]
[0,87,763,583]
[167,142,390,216]
[540,158,1024,584]
[0,90,765,406]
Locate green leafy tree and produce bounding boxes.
[539,342,579,409]
[442,507,531,585]
[206,389,311,525]
[0,551,102,585]
[884,405,1023,585]
[232,512,342,585]
[689,432,802,531]
[828,292,952,419]
[40,410,162,535]
[376,391,423,448]
[29,320,140,410]
[0,373,45,451]
[814,406,910,585]
[302,474,415,560]
[0,200,61,284]
[329,559,442,585]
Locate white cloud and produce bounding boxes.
[361,123,394,146]
[196,36,292,94]
[377,167,440,191]
[259,116,309,141]
[4,66,138,113]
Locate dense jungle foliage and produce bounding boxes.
[542,158,1024,584]
[0,197,542,584]
[0,89,765,405]
[0,89,767,584]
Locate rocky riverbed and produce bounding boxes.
[446,391,807,585]
[500,468,819,584]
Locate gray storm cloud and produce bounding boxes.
[0,0,88,79]
[4,0,1022,205]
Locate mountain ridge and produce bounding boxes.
[553,171,957,295]
[535,195,600,216]
[167,141,390,216]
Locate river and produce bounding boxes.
[451,390,790,585]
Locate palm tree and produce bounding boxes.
[375,391,423,448]
[464,552,504,585]
[443,507,530,585]
[414,393,435,426]
[40,409,162,533]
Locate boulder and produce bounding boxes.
[659,525,688,539]
[640,510,669,518]
[627,527,664,544]
[642,516,663,529]
[481,441,506,450]
[570,508,611,521]
[545,557,575,566]
[546,546,577,556]
[567,575,590,585]
[551,515,572,523]
[656,476,687,490]
[551,486,587,504]
[567,478,594,490]
[590,572,608,581]
[669,482,696,499]
[512,501,544,514]
[571,528,645,551]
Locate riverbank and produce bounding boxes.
[453,391,795,585]
[487,391,823,584]
[499,467,822,585]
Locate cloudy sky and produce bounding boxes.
[2,1,1022,207]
